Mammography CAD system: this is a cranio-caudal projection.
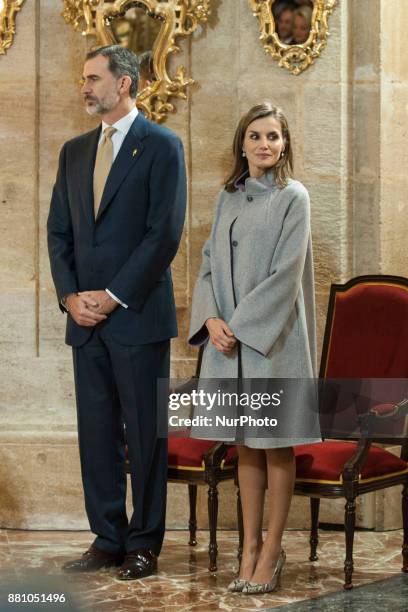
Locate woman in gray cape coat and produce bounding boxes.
[188,103,320,595]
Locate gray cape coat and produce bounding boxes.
[188,171,321,447]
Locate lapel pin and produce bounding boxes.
[132,148,138,157]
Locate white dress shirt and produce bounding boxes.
[102,106,139,309]
[99,106,138,162]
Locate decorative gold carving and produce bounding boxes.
[62,0,211,123]
[61,0,102,37]
[248,0,337,76]
[0,0,25,55]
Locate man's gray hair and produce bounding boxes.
[86,45,139,98]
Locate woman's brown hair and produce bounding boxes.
[225,102,293,192]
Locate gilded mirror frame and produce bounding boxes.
[0,0,25,55]
[249,0,338,76]
[62,0,211,123]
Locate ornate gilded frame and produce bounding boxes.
[0,0,25,55]
[62,0,211,122]
[249,0,338,76]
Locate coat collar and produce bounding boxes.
[244,170,279,196]
[80,113,150,226]
[80,127,100,228]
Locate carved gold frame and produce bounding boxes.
[0,0,25,55]
[62,0,211,122]
[249,0,338,76]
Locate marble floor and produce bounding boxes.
[272,574,408,612]
[0,528,406,611]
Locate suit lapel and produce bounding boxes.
[95,113,149,222]
[79,126,101,228]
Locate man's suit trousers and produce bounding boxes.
[72,327,170,556]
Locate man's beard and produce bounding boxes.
[84,90,120,116]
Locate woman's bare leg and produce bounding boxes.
[250,446,295,584]
[236,445,266,580]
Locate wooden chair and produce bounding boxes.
[168,436,239,572]
[293,275,408,589]
[167,347,241,572]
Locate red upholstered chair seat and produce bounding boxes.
[168,437,237,470]
[295,441,408,484]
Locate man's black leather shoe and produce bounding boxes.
[62,546,124,572]
[117,548,158,580]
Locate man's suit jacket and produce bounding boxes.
[47,112,187,347]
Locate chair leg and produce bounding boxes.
[188,484,197,546]
[237,485,243,564]
[208,481,219,572]
[402,482,408,572]
[309,497,320,561]
[344,496,356,589]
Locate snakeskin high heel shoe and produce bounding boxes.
[227,540,264,593]
[227,578,248,593]
[242,549,286,595]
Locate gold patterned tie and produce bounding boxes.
[93,126,117,218]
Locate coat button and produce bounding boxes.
[232,240,238,247]
[247,195,253,202]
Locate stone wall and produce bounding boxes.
[1,0,407,532]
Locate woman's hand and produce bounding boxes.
[205,318,237,353]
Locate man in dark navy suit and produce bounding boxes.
[47,45,186,579]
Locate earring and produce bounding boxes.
[242,150,246,157]
[280,150,285,159]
